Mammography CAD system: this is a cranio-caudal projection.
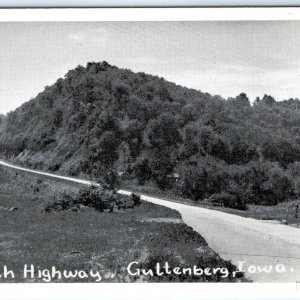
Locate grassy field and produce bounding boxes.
[121,183,300,227]
[0,166,242,283]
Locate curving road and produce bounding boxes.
[120,191,300,282]
[1,160,300,282]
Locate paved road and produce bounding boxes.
[1,160,300,282]
[121,192,300,282]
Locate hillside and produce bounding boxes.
[1,61,300,208]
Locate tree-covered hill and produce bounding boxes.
[1,61,300,208]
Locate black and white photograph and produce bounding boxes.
[0,9,300,286]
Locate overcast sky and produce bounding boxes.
[1,21,300,114]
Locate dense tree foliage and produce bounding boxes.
[1,61,300,208]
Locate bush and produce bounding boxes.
[204,192,247,210]
[43,186,142,213]
[44,185,116,213]
[77,185,116,211]
[131,193,141,206]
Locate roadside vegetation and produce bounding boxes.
[44,186,141,213]
[123,183,300,226]
[0,166,243,282]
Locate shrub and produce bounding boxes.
[43,186,141,213]
[115,195,133,209]
[131,193,141,206]
[44,185,116,213]
[204,192,247,210]
[77,185,116,211]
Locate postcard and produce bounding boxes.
[0,7,299,300]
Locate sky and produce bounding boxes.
[1,21,300,114]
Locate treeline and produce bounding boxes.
[0,61,300,209]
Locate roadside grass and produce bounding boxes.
[121,183,300,227]
[0,166,243,282]
[248,201,300,225]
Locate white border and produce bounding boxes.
[1,7,300,21]
[1,7,300,300]
[1,283,300,299]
